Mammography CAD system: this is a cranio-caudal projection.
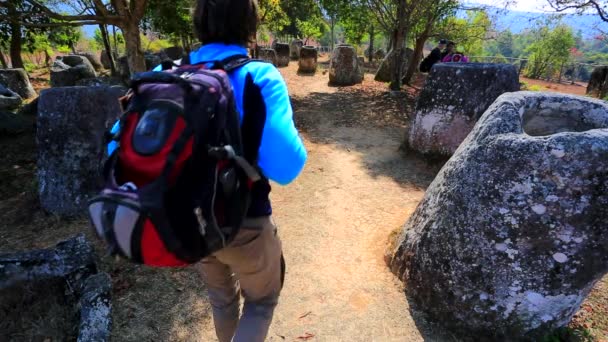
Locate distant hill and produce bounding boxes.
[480,6,605,38]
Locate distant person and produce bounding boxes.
[419,39,447,73]
[442,42,469,63]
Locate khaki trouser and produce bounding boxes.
[196,217,283,342]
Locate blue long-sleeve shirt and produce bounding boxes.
[189,44,307,185]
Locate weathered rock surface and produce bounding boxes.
[100,50,118,70]
[117,54,162,81]
[164,46,184,60]
[290,39,304,60]
[0,84,22,111]
[75,76,125,88]
[259,48,278,66]
[37,86,123,215]
[272,42,290,67]
[145,53,162,71]
[78,273,112,342]
[586,66,608,99]
[0,68,37,99]
[408,63,520,156]
[374,48,414,82]
[298,46,318,74]
[17,97,38,117]
[329,45,364,86]
[0,111,32,135]
[77,52,103,71]
[0,234,112,342]
[51,55,97,87]
[390,91,608,340]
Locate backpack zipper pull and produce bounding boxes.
[194,207,207,236]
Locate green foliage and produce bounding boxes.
[23,61,36,73]
[525,25,575,79]
[296,16,327,44]
[140,34,172,52]
[528,84,544,91]
[144,0,194,46]
[259,0,290,33]
[279,0,321,37]
[338,2,375,45]
[93,28,125,54]
[438,10,491,56]
[48,25,81,52]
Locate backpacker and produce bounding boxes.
[88,55,261,267]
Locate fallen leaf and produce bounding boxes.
[299,311,312,319]
[297,332,315,340]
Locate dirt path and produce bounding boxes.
[194,64,437,341]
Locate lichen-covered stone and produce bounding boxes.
[0,68,37,99]
[586,66,608,99]
[37,86,123,216]
[290,39,304,60]
[77,52,103,71]
[408,63,520,156]
[0,84,22,111]
[374,48,414,82]
[390,91,608,340]
[259,48,278,66]
[75,77,125,88]
[329,45,364,86]
[0,235,112,342]
[298,46,318,74]
[51,56,97,87]
[0,235,97,289]
[78,273,112,342]
[272,42,290,67]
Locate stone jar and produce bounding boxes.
[329,44,363,86]
[408,63,520,157]
[298,46,318,74]
[390,91,608,340]
[0,68,37,99]
[37,86,124,216]
[272,42,290,67]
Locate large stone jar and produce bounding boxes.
[390,91,608,340]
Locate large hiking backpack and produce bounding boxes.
[88,55,261,267]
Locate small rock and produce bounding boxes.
[553,253,568,263]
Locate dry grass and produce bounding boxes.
[0,279,79,342]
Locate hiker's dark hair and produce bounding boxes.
[193,0,259,46]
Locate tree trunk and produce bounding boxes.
[100,24,117,76]
[8,3,24,69]
[121,21,146,73]
[403,35,427,86]
[0,50,8,68]
[389,0,408,91]
[112,25,118,52]
[369,25,374,63]
[44,50,51,67]
[330,16,335,52]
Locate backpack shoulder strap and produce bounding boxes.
[219,55,267,73]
